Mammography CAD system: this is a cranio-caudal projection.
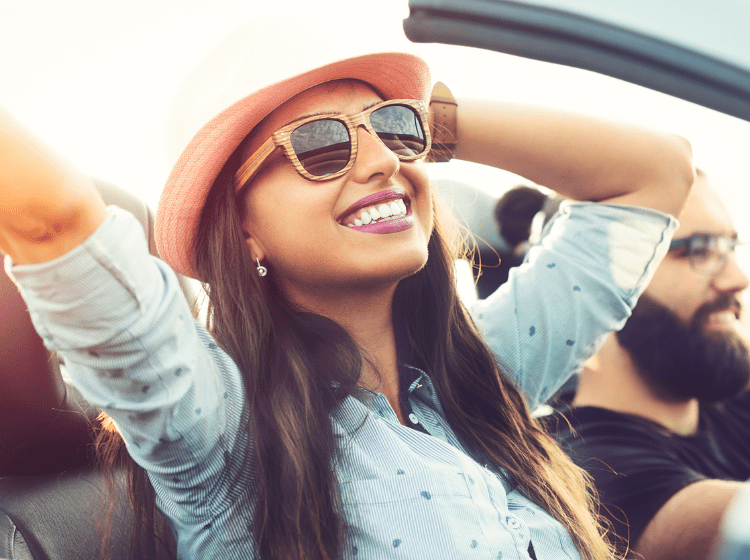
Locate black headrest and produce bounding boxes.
[0,468,173,560]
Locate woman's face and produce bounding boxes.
[241,80,433,304]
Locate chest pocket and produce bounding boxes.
[339,468,521,557]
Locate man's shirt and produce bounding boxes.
[550,390,750,551]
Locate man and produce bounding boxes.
[550,170,750,560]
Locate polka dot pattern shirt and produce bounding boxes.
[8,202,677,559]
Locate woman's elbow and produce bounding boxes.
[657,134,695,218]
[2,193,107,264]
[619,133,694,217]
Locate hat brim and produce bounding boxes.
[156,52,431,280]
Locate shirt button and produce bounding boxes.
[408,413,419,424]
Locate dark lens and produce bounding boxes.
[689,235,728,275]
[689,235,713,258]
[290,119,351,177]
[369,104,426,157]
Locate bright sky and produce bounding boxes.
[2,0,749,245]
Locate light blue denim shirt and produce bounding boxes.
[7,201,676,559]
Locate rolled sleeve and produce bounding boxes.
[5,207,251,523]
[471,201,678,408]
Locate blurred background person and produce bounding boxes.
[488,184,562,295]
[434,180,562,301]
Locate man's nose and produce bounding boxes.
[713,252,750,294]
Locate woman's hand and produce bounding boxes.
[0,106,107,264]
[453,98,694,217]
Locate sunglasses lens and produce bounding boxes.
[286,103,426,179]
[290,119,351,177]
[370,104,427,157]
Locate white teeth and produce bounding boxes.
[377,203,392,218]
[346,199,409,227]
[710,311,736,323]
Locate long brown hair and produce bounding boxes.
[190,141,618,558]
[97,128,618,560]
[94,413,176,560]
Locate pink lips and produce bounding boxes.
[337,189,414,235]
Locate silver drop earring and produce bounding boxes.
[256,258,267,277]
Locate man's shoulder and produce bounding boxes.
[547,389,750,441]
[544,401,687,470]
[546,400,670,443]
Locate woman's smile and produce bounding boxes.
[337,188,414,233]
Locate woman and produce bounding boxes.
[0,20,693,560]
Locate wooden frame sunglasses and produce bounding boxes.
[234,99,431,188]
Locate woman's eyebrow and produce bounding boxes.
[285,110,339,126]
[283,101,384,127]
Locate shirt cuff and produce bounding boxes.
[549,201,679,304]
[5,206,165,350]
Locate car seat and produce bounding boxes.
[0,178,188,559]
[0,469,138,560]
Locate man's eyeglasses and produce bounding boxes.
[234,99,431,189]
[669,233,746,276]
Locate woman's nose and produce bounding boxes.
[349,125,400,184]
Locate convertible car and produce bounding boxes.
[1,1,749,558]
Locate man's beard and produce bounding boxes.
[616,293,750,403]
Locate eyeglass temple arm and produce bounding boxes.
[668,238,690,251]
[235,138,276,191]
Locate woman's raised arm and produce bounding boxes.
[454,98,694,216]
[0,106,107,264]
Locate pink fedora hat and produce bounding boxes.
[156,18,431,280]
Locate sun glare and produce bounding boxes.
[2,0,748,262]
